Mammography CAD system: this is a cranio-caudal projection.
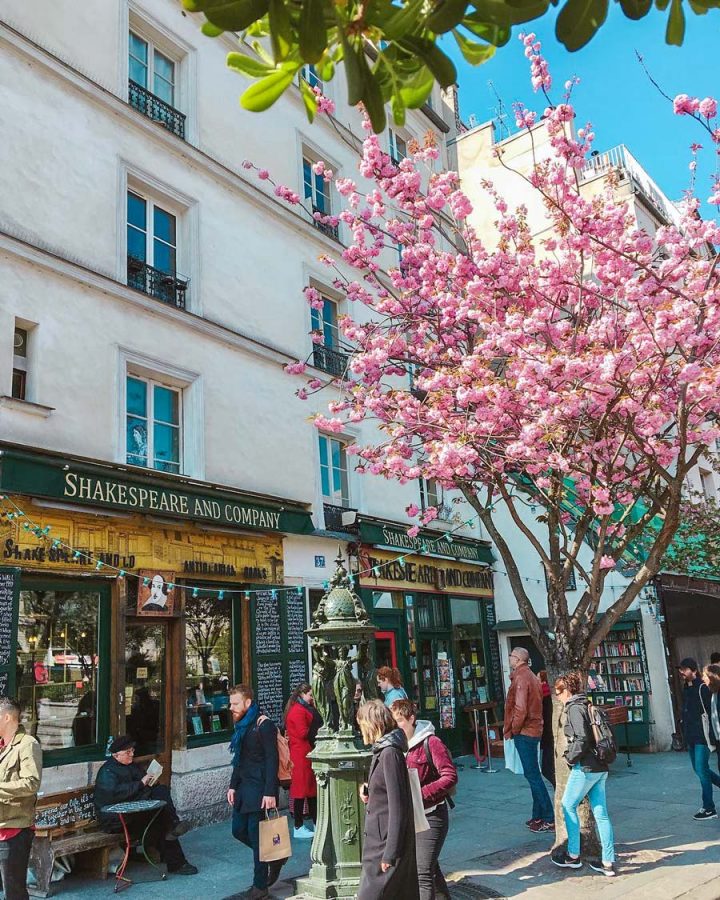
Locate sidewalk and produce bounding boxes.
[38,751,720,899]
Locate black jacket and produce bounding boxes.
[229,717,279,813]
[681,677,714,747]
[563,693,607,773]
[94,757,150,826]
[358,728,419,900]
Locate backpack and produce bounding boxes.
[588,703,617,766]
[257,715,294,789]
[422,737,457,809]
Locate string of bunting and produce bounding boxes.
[0,493,516,598]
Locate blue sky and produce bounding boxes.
[447,6,718,207]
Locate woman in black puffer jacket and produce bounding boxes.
[550,672,617,878]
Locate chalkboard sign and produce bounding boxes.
[254,591,281,656]
[255,660,284,726]
[0,567,20,696]
[286,592,306,655]
[289,657,308,688]
[35,788,96,832]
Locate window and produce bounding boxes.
[415,594,450,630]
[185,591,233,740]
[319,434,349,507]
[130,32,175,105]
[303,152,339,241]
[700,469,716,501]
[12,326,28,400]
[300,64,322,91]
[126,374,182,473]
[420,477,452,520]
[126,190,188,307]
[389,130,407,164]
[16,584,108,759]
[311,293,347,377]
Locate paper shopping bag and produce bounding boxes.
[408,768,430,833]
[504,738,524,775]
[259,810,293,862]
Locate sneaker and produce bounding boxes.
[168,862,199,876]
[529,819,554,832]
[589,860,617,877]
[293,824,315,839]
[267,856,287,888]
[539,821,555,832]
[526,818,541,829]
[694,808,718,820]
[551,850,582,869]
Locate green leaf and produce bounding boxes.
[555,0,608,51]
[464,0,511,26]
[299,0,327,63]
[391,91,406,126]
[268,0,292,60]
[452,29,497,62]
[201,22,226,36]
[398,64,435,107]
[197,0,270,31]
[240,67,296,110]
[461,14,510,45]
[341,35,365,105]
[399,36,457,86]
[618,0,651,18]
[227,51,275,76]
[300,77,318,122]
[426,0,471,33]
[655,0,670,11]
[362,64,387,132]
[504,0,552,22]
[318,57,335,80]
[666,0,685,42]
[251,39,275,64]
[381,0,426,40]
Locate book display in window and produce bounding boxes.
[587,619,650,748]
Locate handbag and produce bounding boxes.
[408,768,430,833]
[259,809,293,862]
[504,738,524,775]
[698,686,716,753]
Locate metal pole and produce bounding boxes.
[470,708,485,770]
[482,707,498,774]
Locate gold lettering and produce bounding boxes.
[64,472,78,498]
[159,493,170,512]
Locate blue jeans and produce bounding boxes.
[688,742,720,811]
[232,810,267,890]
[515,734,554,822]
[562,766,615,864]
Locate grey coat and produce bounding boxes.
[358,728,419,900]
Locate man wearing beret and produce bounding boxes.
[94,735,197,875]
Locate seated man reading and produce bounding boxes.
[94,735,197,876]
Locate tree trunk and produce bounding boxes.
[547,667,601,857]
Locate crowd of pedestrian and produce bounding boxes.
[5,648,720,898]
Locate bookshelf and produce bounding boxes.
[587,619,650,748]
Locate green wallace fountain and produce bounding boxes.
[294,552,378,899]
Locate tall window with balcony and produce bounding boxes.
[420,477,451,521]
[127,191,188,307]
[389,130,407,164]
[303,154,338,241]
[126,374,182,474]
[128,31,186,139]
[311,294,347,377]
[319,434,350,531]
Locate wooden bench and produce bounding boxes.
[29,787,123,898]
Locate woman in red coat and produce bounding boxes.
[284,683,322,839]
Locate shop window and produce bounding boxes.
[184,591,233,741]
[126,621,166,756]
[372,591,404,610]
[415,593,450,630]
[451,597,488,705]
[16,585,108,760]
[126,374,182,474]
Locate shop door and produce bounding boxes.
[374,631,398,668]
[124,620,172,779]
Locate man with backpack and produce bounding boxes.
[227,684,285,900]
[678,658,720,819]
[550,672,616,877]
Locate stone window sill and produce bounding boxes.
[0,395,55,417]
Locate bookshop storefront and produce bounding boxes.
[0,445,313,821]
[356,518,498,755]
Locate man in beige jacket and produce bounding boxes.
[0,697,42,900]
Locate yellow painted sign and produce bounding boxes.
[2,497,283,583]
[358,547,493,597]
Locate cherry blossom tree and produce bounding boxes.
[270,34,720,685]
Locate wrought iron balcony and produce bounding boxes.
[127,257,188,308]
[312,206,340,241]
[313,344,348,378]
[128,80,186,140]
[323,503,358,533]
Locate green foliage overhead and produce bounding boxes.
[181,0,719,130]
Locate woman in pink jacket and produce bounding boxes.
[391,699,458,900]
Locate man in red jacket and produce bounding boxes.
[504,648,554,832]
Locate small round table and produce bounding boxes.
[101,799,167,892]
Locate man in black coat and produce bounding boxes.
[227,684,283,900]
[94,735,197,875]
[678,658,720,819]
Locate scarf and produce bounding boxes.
[229,701,259,766]
[712,693,720,745]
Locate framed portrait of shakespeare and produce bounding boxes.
[137,571,177,616]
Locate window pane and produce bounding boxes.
[127,417,148,467]
[310,307,320,332]
[127,226,146,262]
[153,206,176,245]
[318,435,328,467]
[314,172,327,212]
[17,590,101,749]
[127,376,147,416]
[154,385,179,425]
[303,159,313,201]
[129,33,148,87]
[127,192,147,229]
[320,464,330,498]
[153,240,176,275]
[125,622,165,756]
[153,52,175,105]
[154,422,180,468]
[185,594,233,737]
